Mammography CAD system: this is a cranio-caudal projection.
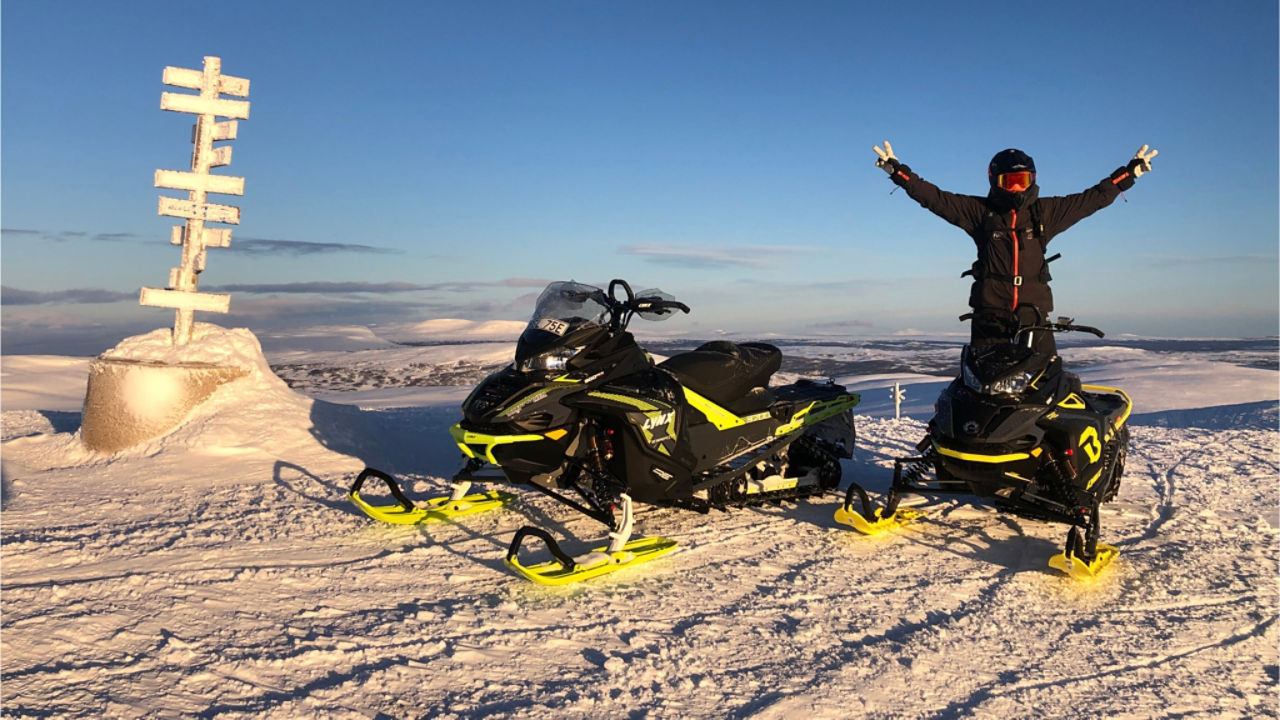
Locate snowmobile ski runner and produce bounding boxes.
[351,279,859,584]
[349,468,516,525]
[836,312,1131,580]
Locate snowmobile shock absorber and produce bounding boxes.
[1052,446,1078,482]
[1063,505,1102,563]
[581,422,614,471]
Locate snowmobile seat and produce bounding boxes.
[726,386,776,416]
[659,341,782,409]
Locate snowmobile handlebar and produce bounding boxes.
[1012,321,1105,343]
[606,279,690,331]
[960,308,1105,342]
[635,298,691,315]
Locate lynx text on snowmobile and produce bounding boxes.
[350,279,860,584]
[835,313,1132,581]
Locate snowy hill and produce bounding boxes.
[1,329,1277,719]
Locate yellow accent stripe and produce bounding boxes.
[682,387,756,430]
[586,391,658,412]
[934,442,1031,463]
[1080,384,1133,429]
[1028,367,1046,391]
[1058,393,1087,410]
[774,394,858,436]
[1084,467,1104,490]
[501,378,581,418]
[449,423,546,464]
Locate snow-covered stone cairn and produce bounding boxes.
[81,57,255,453]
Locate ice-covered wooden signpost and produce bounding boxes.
[81,57,256,452]
[140,56,249,345]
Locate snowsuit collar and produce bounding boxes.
[987,184,1039,212]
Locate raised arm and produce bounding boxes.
[874,141,986,233]
[1041,145,1159,236]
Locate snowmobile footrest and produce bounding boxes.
[349,467,515,525]
[505,526,677,585]
[1048,543,1119,581]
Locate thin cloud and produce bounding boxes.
[0,229,80,243]
[1147,254,1277,268]
[205,278,556,294]
[2,228,409,255]
[809,319,873,330]
[1,286,136,305]
[618,244,803,269]
[226,238,404,256]
[207,281,431,294]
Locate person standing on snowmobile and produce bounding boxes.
[871,142,1157,354]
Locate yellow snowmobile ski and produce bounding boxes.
[1049,543,1119,581]
[505,526,678,585]
[834,478,922,535]
[834,504,922,535]
[349,467,515,525]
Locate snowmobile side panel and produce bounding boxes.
[1048,543,1119,581]
[1080,384,1133,428]
[682,386,774,430]
[773,393,861,436]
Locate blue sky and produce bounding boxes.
[3,0,1277,354]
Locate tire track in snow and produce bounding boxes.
[919,613,1278,720]
[1117,443,1190,549]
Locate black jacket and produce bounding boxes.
[888,164,1135,315]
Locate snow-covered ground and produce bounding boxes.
[2,326,1277,719]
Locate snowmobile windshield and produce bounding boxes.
[515,281,611,370]
[962,343,1050,396]
[526,281,610,335]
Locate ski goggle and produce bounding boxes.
[995,171,1035,190]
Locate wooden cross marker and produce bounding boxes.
[140,56,250,345]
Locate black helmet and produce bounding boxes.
[988,149,1036,191]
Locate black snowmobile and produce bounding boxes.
[836,314,1132,580]
[351,279,859,584]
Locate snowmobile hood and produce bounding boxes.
[515,322,608,367]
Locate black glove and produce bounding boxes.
[873,141,901,176]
